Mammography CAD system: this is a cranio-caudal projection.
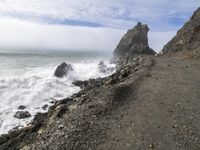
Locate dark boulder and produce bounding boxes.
[113,22,156,58]
[18,105,26,110]
[98,61,115,74]
[42,104,48,110]
[54,62,73,78]
[162,7,200,54]
[13,111,31,119]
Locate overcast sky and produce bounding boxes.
[0,0,199,52]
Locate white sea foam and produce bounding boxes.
[0,60,115,134]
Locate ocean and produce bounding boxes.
[0,49,114,134]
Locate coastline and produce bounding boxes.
[1,7,200,149]
[0,55,154,149]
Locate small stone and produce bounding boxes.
[69,104,78,112]
[58,125,64,130]
[55,105,68,118]
[149,143,154,148]
[50,101,56,104]
[172,125,178,128]
[42,104,48,110]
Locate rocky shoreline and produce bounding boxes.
[0,22,155,148]
[1,7,200,150]
[0,54,154,150]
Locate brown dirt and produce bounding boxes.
[1,55,200,150]
[97,56,200,150]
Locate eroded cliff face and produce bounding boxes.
[162,7,200,54]
[113,22,156,58]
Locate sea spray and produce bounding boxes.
[0,50,115,134]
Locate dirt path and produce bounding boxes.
[97,56,200,150]
[1,56,200,150]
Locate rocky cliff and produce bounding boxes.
[113,22,156,58]
[162,7,200,54]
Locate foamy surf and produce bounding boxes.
[0,51,115,134]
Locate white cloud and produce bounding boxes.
[0,18,125,51]
[0,0,199,52]
[0,0,199,29]
[0,17,176,52]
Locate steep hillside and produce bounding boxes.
[162,7,200,54]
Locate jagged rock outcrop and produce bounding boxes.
[98,61,115,74]
[54,62,73,78]
[113,22,156,58]
[162,7,200,53]
[13,111,31,119]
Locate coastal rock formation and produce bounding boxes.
[54,62,73,78]
[2,8,200,150]
[98,61,115,74]
[73,56,143,91]
[17,105,26,110]
[73,78,103,90]
[162,7,200,53]
[113,22,156,58]
[0,55,153,150]
[13,111,31,119]
[42,104,48,110]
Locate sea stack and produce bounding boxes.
[162,7,200,53]
[113,22,156,58]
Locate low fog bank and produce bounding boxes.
[0,18,176,53]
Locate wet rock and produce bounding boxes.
[18,105,26,110]
[42,104,48,110]
[31,113,47,126]
[54,62,73,78]
[50,100,56,104]
[72,78,103,90]
[98,61,107,73]
[113,22,156,58]
[98,61,115,74]
[72,80,88,89]
[14,111,31,119]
